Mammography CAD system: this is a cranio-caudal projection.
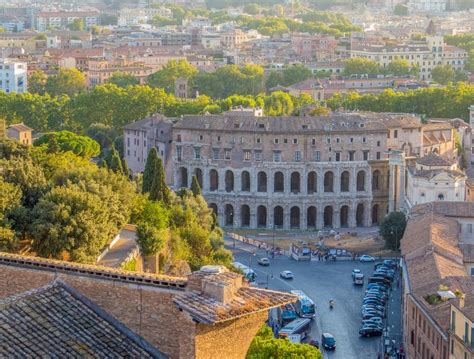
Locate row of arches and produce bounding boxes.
[210,203,381,229]
[178,168,383,193]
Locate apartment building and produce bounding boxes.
[35,11,100,32]
[7,123,32,145]
[0,59,27,93]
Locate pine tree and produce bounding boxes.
[121,157,130,178]
[190,175,201,196]
[108,146,123,174]
[149,158,170,205]
[47,135,59,154]
[142,148,158,193]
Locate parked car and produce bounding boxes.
[258,257,270,266]
[280,270,294,279]
[360,255,375,263]
[363,297,385,305]
[352,269,361,278]
[362,312,384,320]
[321,333,336,350]
[365,291,387,300]
[372,272,393,282]
[353,273,364,285]
[367,283,389,292]
[383,259,397,269]
[309,339,319,349]
[362,317,383,326]
[359,325,383,337]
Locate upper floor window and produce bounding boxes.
[194,147,201,160]
[213,148,219,160]
[273,151,281,162]
[176,146,182,161]
[244,150,251,161]
[295,151,301,162]
[225,149,231,160]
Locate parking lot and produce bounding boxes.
[227,238,402,359]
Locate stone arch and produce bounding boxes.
[274,206,284,228]
[225,204,234,226]
[225,170,234,192]
[307,171,317,194]
[340,205,349,228]
[178,167,188,188]
[257,205,267,228]
[209,203,218,216]
[307,206,317,228]
[324,206,333,228]
[290,172,301,193]
[241,205,250,227]
[274,171,284,193]
[241,171,251,192]
[357,170,366,191]
[372,204,379,225]
[372,170,380,190]
[340,171,350,192]
[209,169,219,191]
[324,171,334,192]
[257,171,267,192]
[194,168,203,188]
[290,206,300,229]
[356,203,364,227]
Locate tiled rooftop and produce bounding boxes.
[416,152,455,167]
[0,282,165,358]
[411,202,474,219]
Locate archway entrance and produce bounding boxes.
[257,206,267,228]
[307,206,317,228]
[225,204,234,226]
[241,205,250,227]
[324,206,333,228]
[274,206,284,228]
[356,203,364,227]
[340,205,349,227]
[290,207,300,229]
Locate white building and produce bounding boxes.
[0,59,27,93]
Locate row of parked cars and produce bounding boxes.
[359,260,397,337]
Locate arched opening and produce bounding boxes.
[372,170,380,190]
[290,172,301,193]
[324,206,333,228]
[307,172,317,194]
[357,171,366,191]
[324,171,334,192]
[241,205,250,227]
[340,205,349,227]
[290,207,300,229]
[241,171,251,192]
[438,193,445,201]
[209,169,219,191]
[356,203,364,227]
[178,167,188,188]
[225,170,234,192]
[274,172,284,193]
[372,204,379,225]
[274,206,284,228]
[194,168,203,188]
[307,206,317,228]
[340,171,350,192]
[209,203,218,216]
[257,206,267,228]
[257,172,267,192]
[225,204,234,226]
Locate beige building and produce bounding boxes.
[7,123,32,145]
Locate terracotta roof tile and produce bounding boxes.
[416,152,455,167]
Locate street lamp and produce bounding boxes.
[272,223,276,258]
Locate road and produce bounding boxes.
[227,238,402,359]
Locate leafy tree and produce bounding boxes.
[149,158,170,204]
[266,65,313,90]
[148,60,198,93]
[105,146,123,174]
[46,135,59,154]
[34,131,100,158]
[68,18,84,31]
[142,147,159,193]
[28,70,47,95]
[190,175,202,196]
[385,59,411,76]
[244,3,260,14]
[394,4,409,16]
[262,91,294,116]
[90,25,100,35]
[108,72,139,87]
[343,58,380,76]
[85,123,119,154]
[247,325,323,358]
[379,211,406,250]
[431,65,456,85]
[122,157,130,178]
[45,68,86,97]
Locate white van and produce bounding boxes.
[353,273,364,285]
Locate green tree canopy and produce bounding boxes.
[45,68,86,97]
[149,158,171,204]
[190,175,202,196]
[431,65,456,85]
[343,58,380,76]
[385,59,411,76]
[142,147,159,193]
[379,211,407,250]
[394,4,409,16]
[28,70,47,95]
[68,18,84,31]
[148,60,198,93]
[108,72,140,87]
[266,65,313,90]
[34,131,100,158]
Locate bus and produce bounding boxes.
[278,318,312,340]
[290,290,316,319]
[232,262,256,283]
[281,303,298,324]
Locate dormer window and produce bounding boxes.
[258,123,265,129]
[234,123,240,129]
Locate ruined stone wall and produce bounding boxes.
[0,264,196,359]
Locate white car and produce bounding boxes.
[351,269,361,278]
[360,255,375,263]
[280,270,294,279]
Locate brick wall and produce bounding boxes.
[195,311,267,359]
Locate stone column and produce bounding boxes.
[203,168,209,193]
[269,170,274,194]
[285,169,290,194]
[250,168,257,194]
[218,168,225,192]
[398,164,406,210]
[218,207,224,228]
[318,169,324,194]
[350,167,357,193]
[235,171,241,194]
[250,206,257,229]
[334,167,341,195]
[283,206,290,230]
[301,206,306,230]
[334,207,340,229]
[317,203,324,229]
[349,203,356,228]
[187,166,192,188]
[388,164,396,212]
[365,201,372,227]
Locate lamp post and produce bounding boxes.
[272,223,276,259]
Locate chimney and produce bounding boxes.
[460,293,466,308]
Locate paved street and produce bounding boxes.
[226,238,402,359]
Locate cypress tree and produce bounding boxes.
[47,135,59,154]
[121,157,130,178]
[149,158,170,205]
[190,175,201,196]
[142,147,158,193]
[108,146,123,174]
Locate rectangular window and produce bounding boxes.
[255,151,262,161]
[225,149,231,160]
[127,137,130,146]
[394,130,398,138]
[256,138,261,144]
[335,152,340,162]
[283,138,288,144]
[295,151,301,162]
[274,138,279,144]
[176,146,182,161]
[349,151,355,161]
[217,136,221,142]
[377,141,381,146]
[452,310,456,331]
[273,151,281,162]
[376,152,381,160]
[363,151,369,161]
[213,149,219,160]
[293,138,298,144]
[314,151,321,162]
[194,147,201,160]
[312,138,316,146]
[244,150,251,161]
[465,322,469,343]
